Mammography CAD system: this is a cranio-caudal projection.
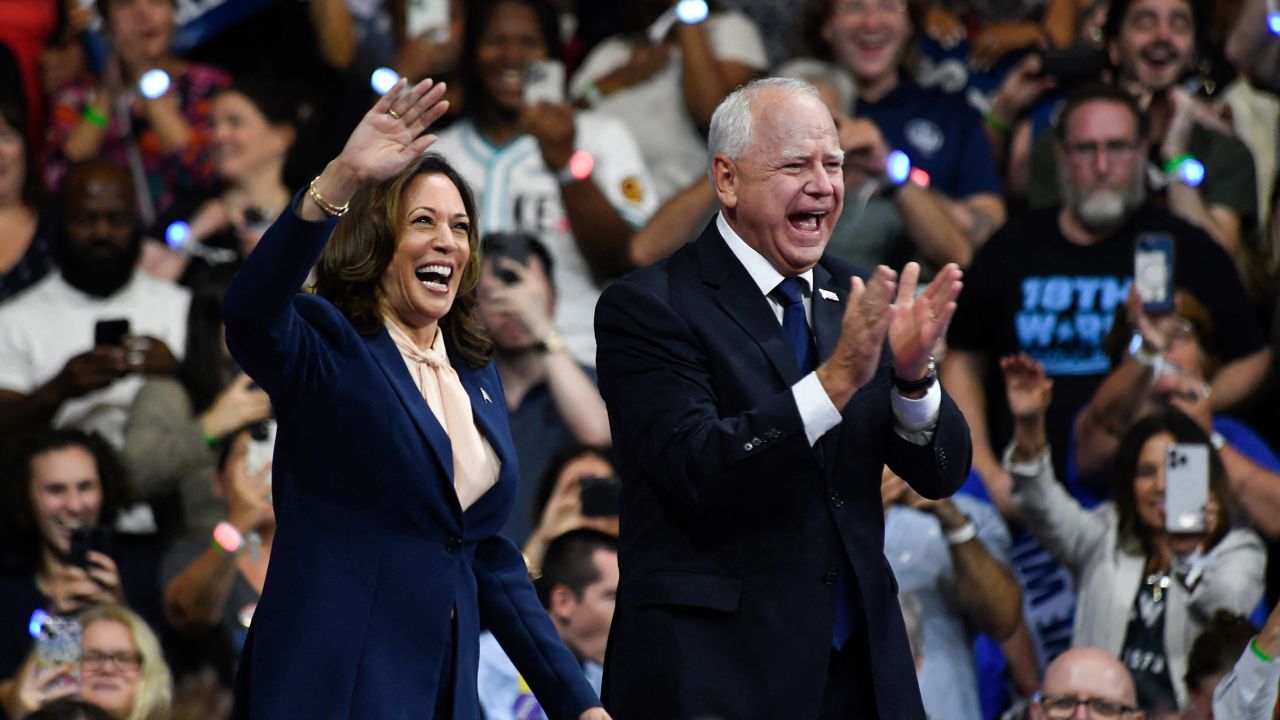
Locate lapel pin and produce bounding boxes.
[818,289,838,301]
[481,387,492,404]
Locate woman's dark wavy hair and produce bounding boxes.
[461,0,563,120]
[313,153,493,368]
[1112,409,1232,560]
[1,428,130,565]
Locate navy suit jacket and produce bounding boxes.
[223,199,598,719]
[594,222,972,720]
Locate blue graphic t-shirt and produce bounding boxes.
[948,203,1263,488]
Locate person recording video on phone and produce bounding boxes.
[0,160,190,450]
[1000,353,1264,715]
[221,76,607,719]
[519,445,619,578]
[1073,289,1280,538]
[476,233,610,544]
[431,0,658,367]
[0,428,158,700]
[943,84,1266,519]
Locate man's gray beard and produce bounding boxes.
[1059,162,1148,232]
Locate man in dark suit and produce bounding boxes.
[594,77,972,719]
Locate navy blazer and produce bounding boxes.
[223,199,598,720]
[594,222,972,720]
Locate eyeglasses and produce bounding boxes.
[834,0,907,16]
[82,649,143,674]
[1064,140,1140,163]
[1038,693,1140,718]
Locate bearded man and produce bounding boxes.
[0,159,190,448]
[940,83,1266,517]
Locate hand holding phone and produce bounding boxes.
[32,616,82,699]
[483,232,533,285]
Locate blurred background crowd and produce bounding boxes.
[1,0,1279,717]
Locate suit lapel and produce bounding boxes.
[367,329,456,486]
[811,263,846,365]
[450,356,507,466]
[697,224,802,384]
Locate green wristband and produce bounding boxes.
[202,429,219,449]
[1251,637,1275,663]
[1163,152,1194,174]
[82,105,108,129]
[984,112,1011,134]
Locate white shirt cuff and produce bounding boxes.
[793,372,842,446]
[891,383,941,446]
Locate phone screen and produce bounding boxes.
[245,419,277,487]
[406,0,450,42]
[1135,233,1175,313]
[35,616,82,693]
[483,232,533,285]
[1165,442,1210,533]
[94,319,131,348]
[68,526,113,568]
[580,476,621,518]
[523,60,565,106]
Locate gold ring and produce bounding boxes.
[387,109,401,120]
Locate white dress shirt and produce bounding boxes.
[716,213,940,446]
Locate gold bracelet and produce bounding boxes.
[307,176,349,218]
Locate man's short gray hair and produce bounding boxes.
[707,77,823,174]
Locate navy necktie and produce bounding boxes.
[774,277,815,373]
[776,277,854,649]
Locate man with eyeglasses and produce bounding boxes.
[944,82,1265,518]
[1032,647,1145,719]
[1026,0,1260,262]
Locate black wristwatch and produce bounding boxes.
[891,357,937,395]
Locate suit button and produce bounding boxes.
[830,491,844,508]
[751,436,762,446]
[743,442,754,451]
[824,571,838,586]
[446,537,462,554]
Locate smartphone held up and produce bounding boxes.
[1165,442,1210,534]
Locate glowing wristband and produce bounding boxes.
[557,150,594,184]
[201,428,219,449]
[1210,431,1226,451]
[1163,153,1205,187]
[82,105,108,129]
[212,521,244,555]
[1251,637,1275,663]
[984,112,1011,134]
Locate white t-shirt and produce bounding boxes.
[433,113,657,366]
[0,271,192,448]
[569,11,769,203]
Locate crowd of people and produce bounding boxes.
[1,0,1279,717]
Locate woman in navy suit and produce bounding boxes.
[223,77,609,720]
